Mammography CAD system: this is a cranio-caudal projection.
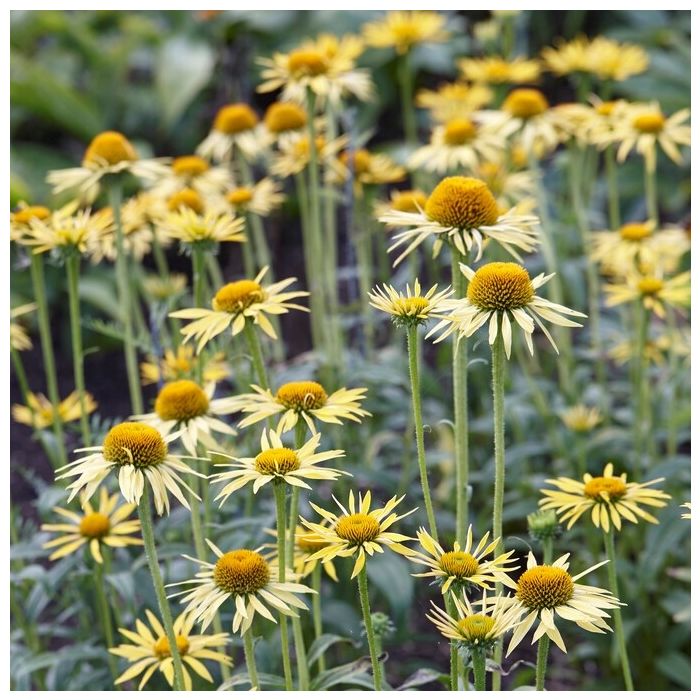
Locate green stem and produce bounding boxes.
[605,146,621,230]
[311,565,326,673]
[644,156,659,224]
[355,199,374,353]
[241,217,257,280]
[65,253,91,446]
[357,566,382,691]
[29,254,66,464]
[603,528,634,690]
[191,244,206,385]
[273,481,294,691]
[633,302,651,475]
[137,492,185,691]
[243,320,269,390]
[110,181,143,414]
[535,635,550,691]
[472,648,487,691]
[542,537,554,565]
[243,628,260,690]
[665,312,680,456]
[94,559,119,682]
[445,593,458,691]
[398,51,418,145]
[150,228,170,279]
[406,325,438,538]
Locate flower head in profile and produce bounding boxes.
[333,148,406,193]
[223,178,286,218]
[140,347,230,386]
[270,131,348,179]
[603,269,690,319]
[157,207,246,249]
[380,176,540,266]
[10,303,37,352]
[427,589,523,653]
[141,273,188,305]
[415,81,493,122]
[170,267,309,352]
[13,390,97,430]
[504,551,621,654]
[47,130,169,200]
[429,262,586,358]
[41,487,141,563]
[473,158,536,211]
[132,380,238,455]
[457,56,541,85]
[264,524,340,582]
[409,526,518,594]
[300,491,417,579]
[10,203,52,241]
[373,189,428,220]
[148,155,233,199]
[196,103,265,163]
[110,609,230,690]
[227,380,369,435]
[560,405,602,434]
[168,539,314,634]
[362,10,448,55]
[368,280,453,328]
[539,462,671,532]
[263,101,308,138]
[56,421,204,515]
[210,429,346,502]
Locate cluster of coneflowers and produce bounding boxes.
[10,9,690,692]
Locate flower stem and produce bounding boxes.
[357,566,382,690]
[633,301,651,475]
[136,492,185,691]
[29,254,66,464]
[398,51,418,145]
[535,635,550,691]
[451,252,469,542]
[110,180,143,414]
[406,325,438,539]
[243,628,260,690]
[311,565,326,673]
[273,481,294,691]
[93,559,119,682]
[445,593,458,691]
[243,319,269,390]
[603,527,634,690]
[472,648,487,691]
[644,155,659,224]
[604,146,621,230]
[65,253,91,446]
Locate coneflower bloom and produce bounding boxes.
[415,81,493,122]
[13,390,97,430]
[333,148,406,193]
[539,462,671,532]
[559,405,602,434]
[603,269,690,318]
[196,103,265,163]
[368,280,453,327]
[457,55,541,85]
[210,429,346,502]
[10,203,52,241]
[270,131,348,179]
[373,189,428,220]
[264,524,340,582]
[41,488,141,563]
[263,101,308,138]
[148,155,233,199]
[140,347,230,386]
[157,207,246,248]
[429,262,586,358]
[170,267,309,352]
[226,380,369,434]
[10,303,37,352]
[362,10,448,55]
[110,609,231,690]
[223,178,286,218]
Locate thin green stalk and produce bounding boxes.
[243,320,269,390]
[273,481,294,691]
[29,254,66,464]
[241,217,257,279]
[110,180,143,414]
[665,312,680,456]
[445,593,458,691]
[93,560,119,682]
[644,155,659,224]
[398,52,418,145]
[451,252,469,542]
[357,566,382,691]
[406,325,438,538]
[471,648,487,691]
[137,492,185,691]
[243,628,260,690]
[150,228,170,279]
[65,253,91,446]
[604,146,621,230]
[354,201,374,353]
[634,302,651,475]
[535,635,550,691]
[291,616,309,690]
[311,565,326,672]
[603,528,634,690]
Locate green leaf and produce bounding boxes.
[310,657,377,691]
[397,667,446,690]
[307,634,359,666]
[218,672,285,691]
[655,650,691,689]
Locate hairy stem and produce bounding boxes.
[357,566,382,690]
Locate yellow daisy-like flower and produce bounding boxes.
[140,347,230,386]
[560,405,602,433]
[226,380,369,435]
[41,487,141,564]
[157,207,246,248]
[333,148,406,192]
[12,390,97,430]
[380,176,540,266]
[141,273,188,304]
[168,539,314,634]
[373,189,428,220]
[300,491,417,579]
[362,10,448,55]
[264,524,339,582]
[429,262,586,358]
[110,609,230,690]
[368,280,453,327]
[56,421,204,515]
[196,103,266,163]
[223,178,286,218]
[408,117,509,174]
[47,131,169,200]
[539,462,671,532]
[540,35,595,76]
[504,551,621,654]
[10,202,52,241]
[415,81,493,123]
[131,380,237,456]
[409,526,518,594]
[603,269,690,319]
[210,429,346,502]
[427,589,524,652]
[263,101,308,137]
[681,503,691,520]
[148,155,233,199]
[258,34,373,108]
[457,55,541,85]
[473,159,536,211]
[170,267,309,352]
[10,302,37,352]
[270,131,348,179]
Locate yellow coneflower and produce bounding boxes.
[603,270,690,318]
[380,176,540,266]
[110,609,231,690]
[10,302,37,352]
[196,103,265,163]
[539,462,671,532]
[560,405,602,433]
[373,189,428,220]
[223,178,286,218]
[141,273,188,304]
[429,262,586,358]
[170,267,309,352]
[157,207,246,248]
[270,131,348,179]
[148,155,233,199]
[457,55,541,85]
[12,390,97,430]
[47,131,169,199]
[264,524,340,582]
[226,380,369,435]
[132,380,238,455]
[368,280,453,327]
[409,526,518,594]
[210,429,346,502]
[10,203,52,241]
[263,101,308,137]
[332,148,406,192]
[41,487,141,563]
[168,539,314,635]
[607,332,685,367]
[140,347,230,386]
[362,10,448,55]
[415,81,493,122]
[56,421,204,515]
[473,158,536,210]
